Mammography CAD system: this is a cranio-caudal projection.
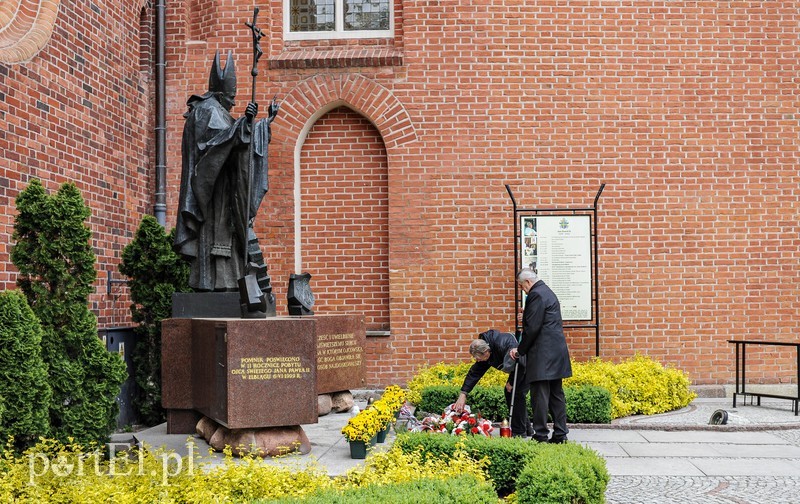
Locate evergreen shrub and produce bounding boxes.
[565,385,612,424]
[11,179,127,445]
[0,290,51,450]
[119,215,190,425]
[515,443,609,504]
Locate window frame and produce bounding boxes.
[283,0,394,41]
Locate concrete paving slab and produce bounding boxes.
[639,430,787,445]
[689,458,800,477]
[602,457,707,476]
[618,442,726,458]
[568,429,649,443]
[576,441,630,457]
[710,443,800,458]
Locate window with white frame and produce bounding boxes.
[285,0,392,40]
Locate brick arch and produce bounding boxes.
[0,0,60,64]
[279,73,416,152]
[278,73,416,273]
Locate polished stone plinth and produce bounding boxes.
[162,314,365,434]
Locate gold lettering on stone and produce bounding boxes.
[230,356,311,381]
[317,333,363,371]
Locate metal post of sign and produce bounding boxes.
[505,183,605,357]
[505,184,519,340]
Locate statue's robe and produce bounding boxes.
[174,93,270,291]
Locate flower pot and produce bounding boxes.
[376,425,390,443]
[349,440,368,459]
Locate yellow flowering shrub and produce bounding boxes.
[337,441,489,490]
[406,362,508,405]
[565,355,696,418]
[0,438,492,502]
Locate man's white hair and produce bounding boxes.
[469,339,491,358]
[516,267,539,284]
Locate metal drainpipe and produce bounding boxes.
[154,0,167,226]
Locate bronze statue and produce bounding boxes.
[173,16,277,306]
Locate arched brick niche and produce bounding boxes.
[0,0,60,64]
[278,73,416,334]
[279,73,416,152]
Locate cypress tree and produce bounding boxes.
[120,215,190,425]
[0,290,51,450]
[11,179,127,445]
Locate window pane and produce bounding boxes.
[290,0,335,32]
[344,0,390,31]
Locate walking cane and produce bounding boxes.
[508,360,519,432]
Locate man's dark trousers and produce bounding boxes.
[530,378,568,442]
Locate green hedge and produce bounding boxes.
[394,432,608,500]
[264,475,497,503]
[565,385,612,424]
[419,384,612,425]
[516,443,610,504]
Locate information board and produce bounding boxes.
[520,215,592,321]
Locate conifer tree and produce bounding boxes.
[120,215,190,425]
[0,290,51,450]
[11,179,126,445]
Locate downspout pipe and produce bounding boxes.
[154,0,167,226]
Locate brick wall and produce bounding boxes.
[2,1,798,388]
[0,0,154,327]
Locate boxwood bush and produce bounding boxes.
[565,385,612,424]
[516,442,610,504]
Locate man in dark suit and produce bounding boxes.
[453,329,532,437]
[510,268,572,443]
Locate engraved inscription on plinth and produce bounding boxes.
[315,315,366,394]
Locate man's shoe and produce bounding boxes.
[531,436,548,443]
[547,436,567,444]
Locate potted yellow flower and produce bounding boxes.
[341,407,382,459]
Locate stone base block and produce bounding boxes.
[197,416,311,457]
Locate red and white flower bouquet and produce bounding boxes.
[411,404,494,437]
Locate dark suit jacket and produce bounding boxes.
[517,280,572,383]
[459,329,520,394]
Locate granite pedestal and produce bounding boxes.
[162,314,366,435]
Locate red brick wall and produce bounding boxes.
[300,107,390,332]
[0,0,154,327]
[2,1,799,389]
